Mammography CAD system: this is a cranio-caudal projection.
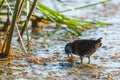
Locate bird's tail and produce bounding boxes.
[97,37,102,42]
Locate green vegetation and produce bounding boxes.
[0,0,111,57]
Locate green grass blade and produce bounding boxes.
[59,0,112,12]
[5,0,21,55]
[37,2,83,35]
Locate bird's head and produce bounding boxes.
[65,42,73,57]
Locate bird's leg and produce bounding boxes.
[87,56,90,64]
[70,53,73,57]
[80,56,83,64]
[67,53,69,58]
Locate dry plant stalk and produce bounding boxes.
[0,32,14,58]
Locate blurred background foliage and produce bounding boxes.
[0,0,110,57]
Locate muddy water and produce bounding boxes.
[0,0,120,80]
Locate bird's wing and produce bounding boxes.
[75,41,96,52]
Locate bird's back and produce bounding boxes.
[72,39,101,56]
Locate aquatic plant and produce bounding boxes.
[0,0,111,57]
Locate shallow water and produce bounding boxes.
[0,0,120,80]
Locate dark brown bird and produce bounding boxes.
[65,37,102,64]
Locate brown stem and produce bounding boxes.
[0,31,9,58]
[17,0,25,21]
[18,0,38,42]
[0,0,4,11]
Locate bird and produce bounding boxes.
[65,37,102,64]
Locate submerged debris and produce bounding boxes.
[27,57,46,65]
[65,57,76,63]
